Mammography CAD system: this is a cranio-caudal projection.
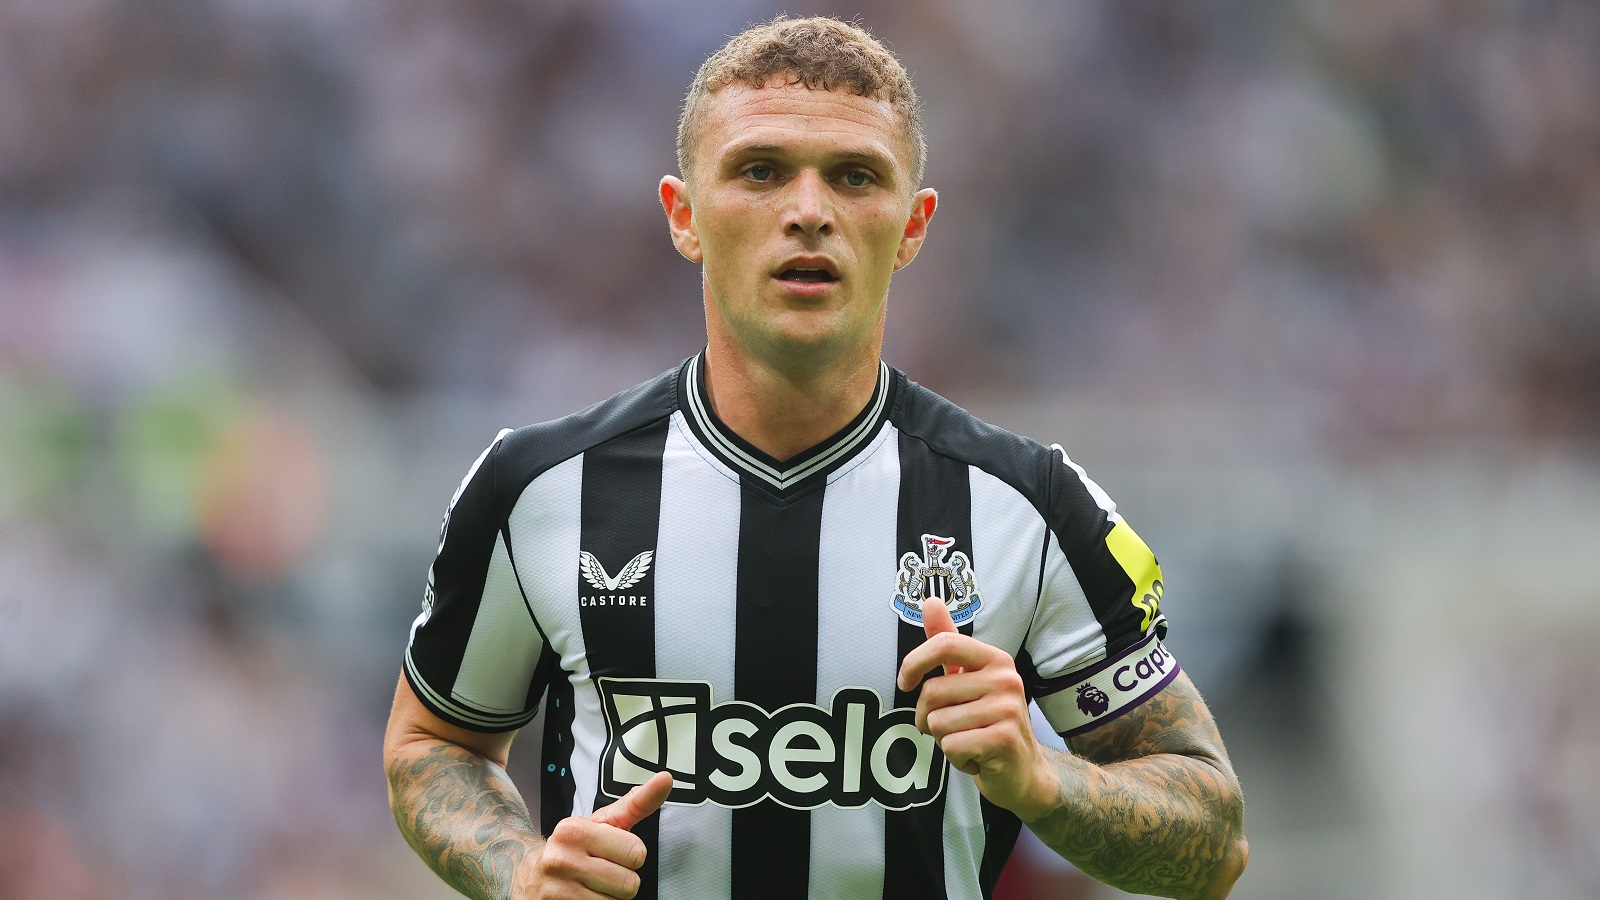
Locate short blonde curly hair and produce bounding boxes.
[677,16,926,188]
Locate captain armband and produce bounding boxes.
[1035,632,1180,737]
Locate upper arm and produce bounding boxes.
[1065,669,1232,772]
[1056,670,1249,899]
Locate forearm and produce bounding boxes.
[1023,747,1246,899]
[385,738,543,900]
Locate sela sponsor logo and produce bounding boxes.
[892,533,983,627]
[597,678,946,811]
[579,550,653,608]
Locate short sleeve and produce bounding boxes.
[1024,444,1179,738]
[404,429,551,732]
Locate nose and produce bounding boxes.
[782,170,833,237]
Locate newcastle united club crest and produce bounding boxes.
[892,533,983,627]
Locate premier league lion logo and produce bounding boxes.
[892,533,983,627]
[1076,683,1110,717]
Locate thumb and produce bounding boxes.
[922,593,958,639]
[922,594,964,676]
[590,770,673,831]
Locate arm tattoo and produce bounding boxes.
[386,740,542,900]
[1026,672,1247,899]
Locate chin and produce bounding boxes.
[764,322,877,369]
[763,327,839,355]
[713,291,878,364]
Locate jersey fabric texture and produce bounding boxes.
[403,352,1175,900]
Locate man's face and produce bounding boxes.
[662,79,937,370]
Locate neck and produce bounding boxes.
[702,339,882,462]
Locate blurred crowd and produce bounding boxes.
[1,1,1597,897]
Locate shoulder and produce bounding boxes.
[889,369,1058,513]
[480,360,684,508]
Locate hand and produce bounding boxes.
[513,770,673,899]
[896,596,1054,819]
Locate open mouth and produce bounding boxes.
[776,267,838,284]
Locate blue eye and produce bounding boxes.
[845,171,870,187]
[748,165,773,181]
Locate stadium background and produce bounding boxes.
[1,1,1598,897]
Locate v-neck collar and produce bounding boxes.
[678,351,894,497]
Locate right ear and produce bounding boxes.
[660,176,702,263]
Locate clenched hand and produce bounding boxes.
[895,597,1055,820]
[514,770,674,899]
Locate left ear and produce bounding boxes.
[893,188,939,271]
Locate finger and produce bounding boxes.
[924,694,1017,741]
[571,857,644,899]
[536,879,615,900]
[936,722,1017,777]
[538,835,644,898]
[917,668,997,710]
[591,770,674,831]
[939,734,982,776]
[897,633,1002,692]
[552,817,649,870]
[913,670,993,732]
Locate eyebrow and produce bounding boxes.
[720,142,898,174]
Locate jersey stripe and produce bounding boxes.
[578,419,670,899]
[654,417,740,900]
[975,795,1022,900]
[885,430,973,900]
[504,454,586,830]
[810,425,901,898]
[966,468,1046,671]
[452,531,544,714]
[1023,536,1108,681]
[965,468,1047,898]
[941,773,984,900]
[731,487,826,898]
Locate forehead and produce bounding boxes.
[696,80,907,169]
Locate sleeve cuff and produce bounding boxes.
[404,649,538,733]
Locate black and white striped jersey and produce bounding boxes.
[404,351,1177,900]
